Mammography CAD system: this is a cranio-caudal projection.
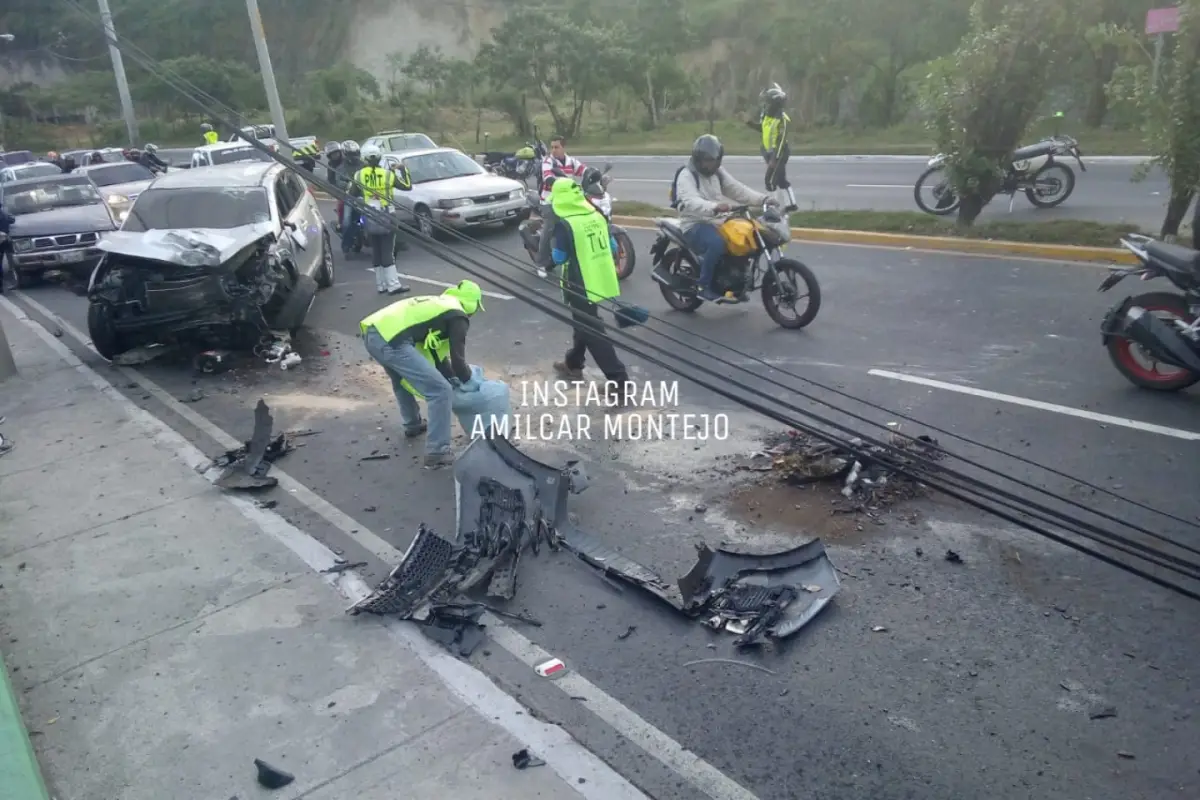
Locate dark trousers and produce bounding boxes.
[765,147,791,191]
[368,232,396,266]
[564,302,628,382]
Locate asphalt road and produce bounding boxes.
[572,155,1172,231]
[11,213,1200,800]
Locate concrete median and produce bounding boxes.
[0,653,50,800]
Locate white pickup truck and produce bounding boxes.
[227,124,318,156]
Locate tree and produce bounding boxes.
[1107,0,1200,239]
[923,0,1083,225]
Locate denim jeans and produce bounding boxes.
[340,203,357,254]
[363,328,453,455]
[683,222,726,290]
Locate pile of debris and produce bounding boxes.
[350,434,842,653]
[746,427,944,512]
[204,399,312,490]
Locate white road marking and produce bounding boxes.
[868,368,1200,441]
[6,292,761,800]
[846,184,911,189]
[365,267,515,300]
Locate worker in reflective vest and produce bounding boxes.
[201,123,219,145]
[359,281,485,469]
[350,143,411,295]
[754,84,797,212]
[546,178,630,406]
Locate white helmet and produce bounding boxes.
[362,143,382,164]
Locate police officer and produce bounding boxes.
[359,281,486,469]
[349,143,409,295]
[337,141,363,257]
[754,83,797,212]
[546,178,630,406]
[201,122,219,145]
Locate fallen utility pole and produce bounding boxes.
[96,0,138,146]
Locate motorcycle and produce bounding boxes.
[478,130,547,189]
[517,163,636,281]
[1098,233,1200,392]
[914,134,1086,216]
[649,206,821,329]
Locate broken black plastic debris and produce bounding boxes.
[213,400,293,491]
[195,349,232,374]
[944,549,963,564]
[253,758,294,789]
[617,625,636,640]
[511,748,546,769]
[321,561,368,575]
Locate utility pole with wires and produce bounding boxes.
[96,0,138,145]
[245,0,290,145]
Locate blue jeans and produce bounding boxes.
[683,222,726,291]
[340,203,357,254]
[363,328,453,455]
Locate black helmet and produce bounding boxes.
[200,122,213,132]
[581,166,604,187]
[691,134,723,177]
[761,83,786,112]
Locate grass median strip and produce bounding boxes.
[610,202,1147,249]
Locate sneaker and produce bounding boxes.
[553,361,584,381]
[536,268,548,279]
[387,283,411,295]
[404,421,428,439]
[423,452,455,469]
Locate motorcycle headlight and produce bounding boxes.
[13,237,33,252]
[509,188,524,199]
[437,198,473,209]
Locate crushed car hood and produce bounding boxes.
[98,222,276,267]
[10,204,116,237]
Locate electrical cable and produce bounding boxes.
[55,0,1200,598]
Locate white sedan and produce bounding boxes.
[380,147,526,238]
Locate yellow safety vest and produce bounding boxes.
[360,295,466,398]
[761,112,789,157]
[203,130,219,145]
[356,166,395,207]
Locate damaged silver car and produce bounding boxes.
[85,163,335,360]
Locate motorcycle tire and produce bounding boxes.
[614,228,636,280]
[657,249,703,312]
[913,166,960,216]
[1025,163,1075,208]
[762,257,821,329]
[1105,291,1200,392]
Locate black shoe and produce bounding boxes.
[387,283,411,295]
[404,421,428,438]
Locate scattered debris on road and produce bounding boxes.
[617,625,637,640]
[253,758,294,789]
[1117,750,1136,760]
[321,560,368,575]
[112,343,177,366]
[682,658,776,675]
[512,748,547,769]
[0,431,12,458]
[944,549,964,564]
[194,349,232,374]
[359,452,391,462]
[210,399,293,491]
[1090,706,1118,720]
[534,658,568,678]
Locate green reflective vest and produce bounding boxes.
[356,166,395,207]
[360,295,463,398]
[203,131,219,145]
[558,211,620,304]
[761,112,789,156]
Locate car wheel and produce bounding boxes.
[87,301,126,360]
[316,230,335,288]
[415,207,437,240]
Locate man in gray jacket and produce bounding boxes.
[673,134,775,302]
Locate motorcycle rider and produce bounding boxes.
[338,140,363,257]
[139,143,169,173]
[673,134,776,303]
[750,83,798,212]
[349,143,409,295]
[535,135,588,278]
[201,122,219,145]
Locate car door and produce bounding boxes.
[274,171,320,278]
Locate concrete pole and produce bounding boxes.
[97,0,139,146]
[245,0,290,145]
[0,318,17,382]
[1151,33,1165,92]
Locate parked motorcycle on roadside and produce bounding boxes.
[649,206,821,329]
[517,163,636,281]
[1098,232,1200,391]
[478,130,547,189]
[914,133,1086,216]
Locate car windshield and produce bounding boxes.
[3,179,103,214]
[87,163,155,186]
[388,134,435,151]
[10,163,63,181]
[210,146,273,165]
[122,187,271,231]
[402,151,483,184]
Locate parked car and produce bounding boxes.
[363,130,437,154]
[1,161,63,184]
[0,150,34,166]
[157,148,194,168]
[381,147,525,238]
[80,147,129,166]
[2,172,117,287]
[86,162,335,360]
[76,161,157,223]
[190,141,276,168]
[227,124,319,156]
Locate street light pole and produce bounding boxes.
[244,0,290,144]
[96,0,138,146]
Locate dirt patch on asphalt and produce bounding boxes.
[724,480,926,543]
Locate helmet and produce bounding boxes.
[324,141,342,156]
[761,83,786,112]
[581,166,604,187]
[691,134,724,177]
[362,143,382,165]
[342,140,360,156]
[200,122,213,132]
[443,279,485,315]
[144,143,158,154]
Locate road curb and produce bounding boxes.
[609,215,1136,265]
[0,651,51,800]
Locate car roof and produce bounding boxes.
[145,162,278,189]
[77,161,147,171]
[9,161,61,171]
[389,147,458,159]
[4,172,94,188]
[196,141,267,152]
